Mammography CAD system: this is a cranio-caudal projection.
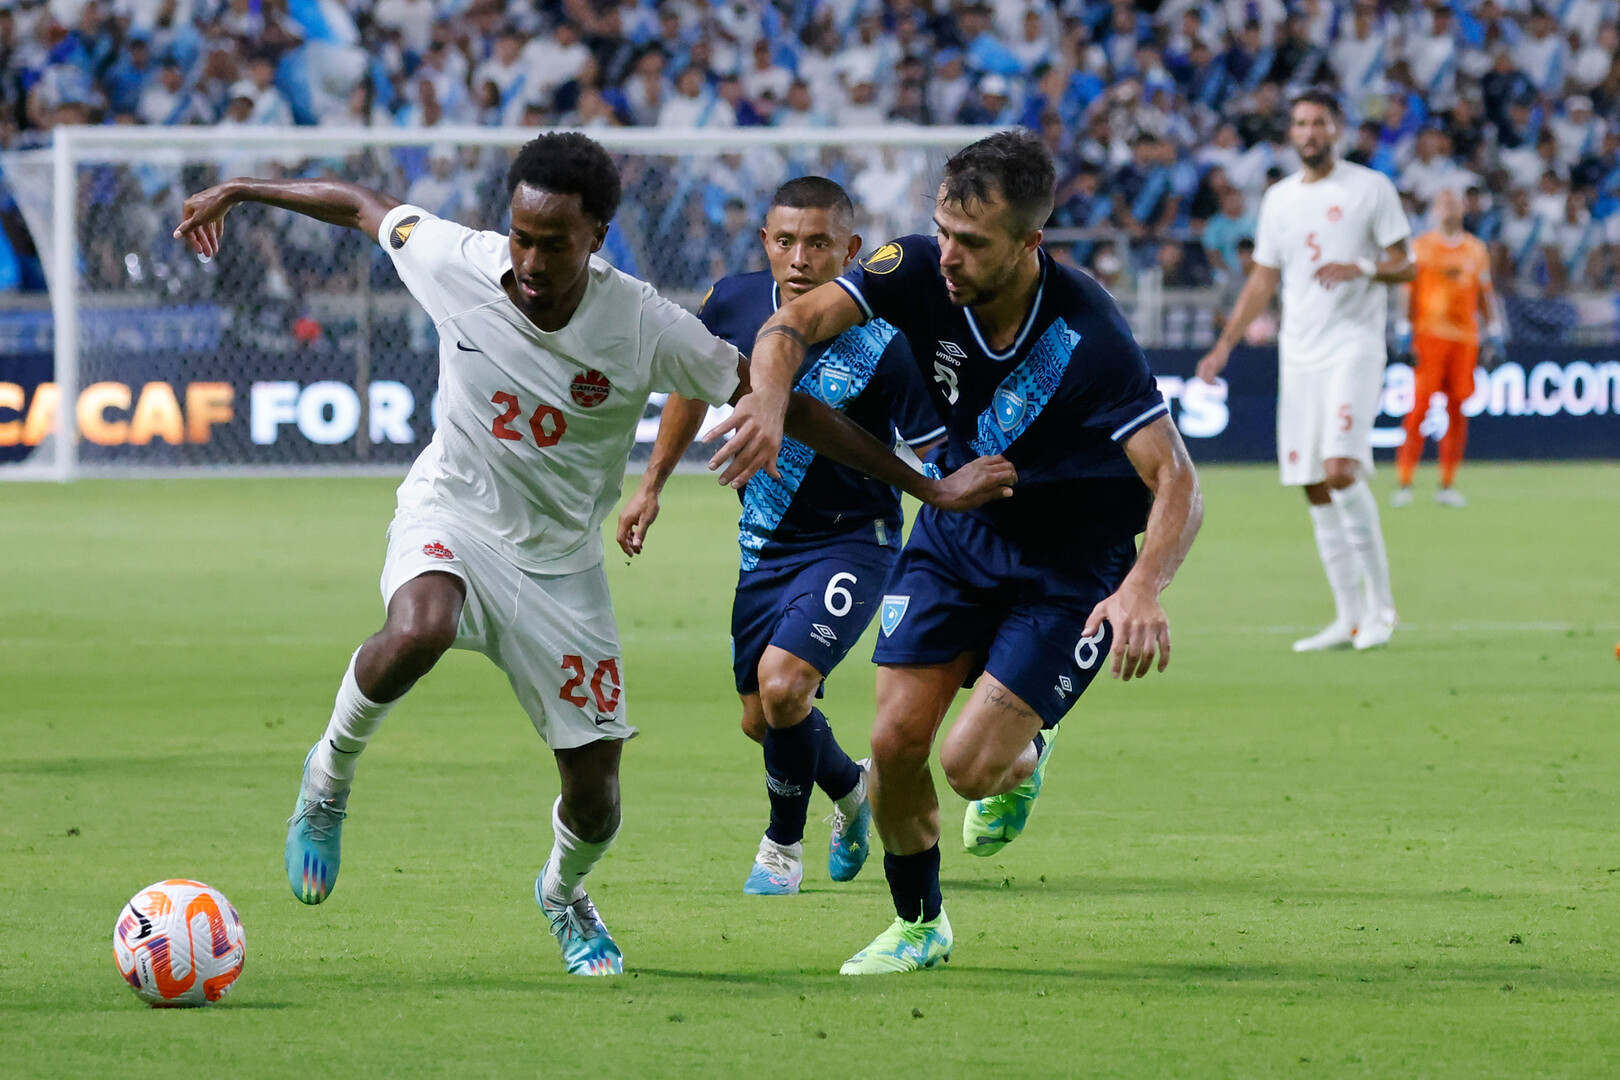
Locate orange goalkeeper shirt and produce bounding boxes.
[1411,230,1490,344]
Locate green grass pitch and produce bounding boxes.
[2,463,1617,1078]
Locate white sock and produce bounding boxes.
[309,651,396,800]
[1308,502,1364,628]
[833,767,867,819]
[543,797,617,902]
[1331,480,1395,612]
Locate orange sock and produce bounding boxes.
[1439,401,1467,488]
[1396,400,1426,487]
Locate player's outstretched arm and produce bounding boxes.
[779,392,1016,512]
[617,394,710,557]
[707,281,864,487]
[174,179,402,258]
[1084,415,1203,681]
[1195,263,1279,384]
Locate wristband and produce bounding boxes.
[1355,257,1377,278]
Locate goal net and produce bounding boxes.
[0,125,985,479]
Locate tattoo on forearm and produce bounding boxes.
[754,325,806,350]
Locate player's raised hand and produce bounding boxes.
[1194,342,1229,385]
[705,392,785,488]
[924,455,1018,511]
[1084,582,1171,680]
[615,482,661,558]
[173,184,237,258]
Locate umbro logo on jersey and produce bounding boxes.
[423,541,454,560]
[811,623,838,646]
[880,595,909,637]
[389,215,420,249]
[456,341,483,353]
[817,364,853,406]
[570,369,612,408]
[993,387,1027,431]
[1327,205,1343,223]
[1055,674,1073,699]
[862,242,904,274]
[935,340,966,364]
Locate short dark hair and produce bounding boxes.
[1291,88,1342,117]
[941,129,1055,234]
[769,176,854,228]
[507,132,622,224]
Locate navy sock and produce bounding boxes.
[884,845,943,923]
[762,712,821,846]
[811,708,862,803]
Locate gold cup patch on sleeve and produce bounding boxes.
[861,242,904,274]
[389,215,421,250]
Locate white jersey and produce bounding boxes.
[1253,160,1412,369]
[379,204,740,575]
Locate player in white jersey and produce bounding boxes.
[1197,90,1415,653]
[174,133,1015,976]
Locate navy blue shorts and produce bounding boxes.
[731,541,898,695]
[871,506,1136,727]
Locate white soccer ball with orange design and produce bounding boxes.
[113,879,246,1007]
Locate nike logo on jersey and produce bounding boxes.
[456,341,483,353]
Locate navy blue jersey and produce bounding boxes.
[699,270,944,569]
[835,236,1167,552]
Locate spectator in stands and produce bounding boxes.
[1156,239,1210,287]
[1112,132,1181,243]
[1202,186,1255,281]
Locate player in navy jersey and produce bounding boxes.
[710,132,1205,974]
[619,178,944,896]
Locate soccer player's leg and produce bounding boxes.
[842,511,992,974]
[737,548,893,892]
[949,550,1126,855]
[1395,336,1446,503]
[1436,340,1477,504]
[839,657,973,975]
[1320,358,1397,648]
[500,562,633,976]
[1282,367,1364,651]
[286,519,476,905]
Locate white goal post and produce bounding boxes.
[0,124,993,480]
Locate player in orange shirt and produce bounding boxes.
[1392,188,1502,507]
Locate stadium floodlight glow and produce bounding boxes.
[0,124,998,480]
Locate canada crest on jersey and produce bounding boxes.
[570,369,612,408]
[817,363,854,406]
[993,386,1027,431]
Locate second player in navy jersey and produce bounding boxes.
[711,132,1205,974]
[620,178,944,897]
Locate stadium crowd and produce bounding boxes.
[1,0,1618,318]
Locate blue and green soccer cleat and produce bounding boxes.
[285,745,347,905]
[839,911,953,975]
[963,728,1058,856]
[537,863,624,976]
[826,760,872,883]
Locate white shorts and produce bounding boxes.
[1276,358,1385,486]
[380,512,635,750]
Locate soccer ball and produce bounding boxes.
[113,879,246,1007]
